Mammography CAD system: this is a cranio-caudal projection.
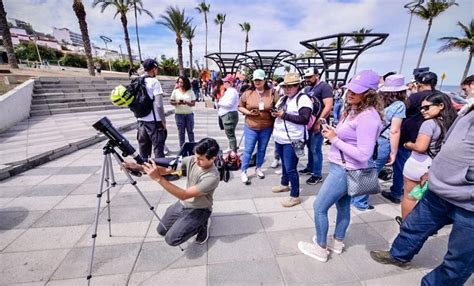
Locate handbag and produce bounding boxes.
[283,119,306,158]
[339,151,380,197]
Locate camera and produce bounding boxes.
[93,117,145,164]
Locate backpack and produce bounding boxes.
[223,150,241,171]
[277,92,322,129]
[127,76,155,118]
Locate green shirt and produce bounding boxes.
[180,156,220,209]
[171,89,196,114]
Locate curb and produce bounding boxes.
[0,110,175,181]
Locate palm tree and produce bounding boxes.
[184,24,197,78]
[214,13,226,53]
[438,20,473,82]
[195,2,210,69]
[131,0,153,63]
[329,36,350,48]
[413,0,458,68]
[92,0,140,68]
[239,22,251,52]
[351,27,373,74]
[73,0,95,76]
[157,6,192,76]
[0,0,18,69]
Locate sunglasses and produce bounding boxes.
[419,104,437,112]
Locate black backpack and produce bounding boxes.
[127,76,155,118]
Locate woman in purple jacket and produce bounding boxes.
[298,70,383,262]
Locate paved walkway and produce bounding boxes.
[0,103,465,285]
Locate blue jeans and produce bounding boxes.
[390,190,474,285]
[175,113,195,149]
[352,137,390,209]
[306,131,323,177]
[313,162,351,246]
[241,125,273,171]
[333,100,343,125]
[275,143,300,198]
[390,145,411,199]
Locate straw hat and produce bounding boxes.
[281,73,301,86]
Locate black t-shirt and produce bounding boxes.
[303,81,333,116]
[400,90,432,145]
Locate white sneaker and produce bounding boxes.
[313,236,344,254]
[255,168,265,179]
[270,158,280,168]
[298,241,328,262]
[241,172,249,184]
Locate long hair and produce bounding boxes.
[177,76,191,91]
[342,89,384,119]
[379,90,407,108]
[423,91,457,153]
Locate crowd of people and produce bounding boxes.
[127,58,473,285]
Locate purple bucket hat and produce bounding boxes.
[380,74,408,92]
[344,70,380,94]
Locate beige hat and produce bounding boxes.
[281,73,301,86]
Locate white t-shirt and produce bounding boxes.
[138,77,164,122]
[170,88,196,114]
[273,92,313,144]
[217,87,239,117]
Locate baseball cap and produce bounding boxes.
[143,58,158,71]
[414,71,437,85]
[304,67,319,77]
[343,70,380,94]
[252,69,265,80]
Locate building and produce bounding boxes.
[52,27,83,47]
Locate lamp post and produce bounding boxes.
[29,34,42,67]
[99,35,112,71]
[399,0,424,74]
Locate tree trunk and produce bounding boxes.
[0,0,18,69]
[189,42,193,78]
[120,13,133,68]
[204,14,208,69]
[462,51,472,82]
[177,37,184,76]
[219,24,222,53]
[416,18,432,69]
[134,3,142,63]
[245,33,248,52]
[73,0,94,76]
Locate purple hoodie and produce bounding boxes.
[329,107,382,170]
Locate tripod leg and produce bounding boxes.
[105,154,115,237]
[87,154,109,283]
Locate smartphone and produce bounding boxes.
[270,107,278,113]
[320,118,329,129]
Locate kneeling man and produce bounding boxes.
[124,137,220,246]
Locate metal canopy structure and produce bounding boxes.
[300,33,389,84]
[284,56,326,78]
[205,50,295,79]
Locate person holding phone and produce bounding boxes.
[218,75,240,152]
[170,76,196,149]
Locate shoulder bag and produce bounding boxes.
[339,150,380,197]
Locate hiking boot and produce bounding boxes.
[381,191,401,204]
[195,217,211,244]
[255,168,265,179]
[271,185,290,193]
[306,175,323,185]
[281,196,301,207]
[298,168,312,175]
[241,172,249,184]
[370,251,412,270]
[270,158,280,168]
[298,241,328,262]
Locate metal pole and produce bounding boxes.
[104,41,111,71]
[119,44,124,61]
[399,12,414,74]
[31,35,43,67]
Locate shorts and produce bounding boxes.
[403,156,432,181]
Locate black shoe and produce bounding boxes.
[395,216,403,226]
[306,175,323,185]
[195,217,211,244]
[370,251,412,270]
[355,205,375,212]
[381,191,401,204]
[299,168,312,175]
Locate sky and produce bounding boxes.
[4,0,473,85]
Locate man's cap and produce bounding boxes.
[143,58,158,71]
[304,67,319,77]
[252,69,266,80]
[414,71,437,85]
[343,70,380,94]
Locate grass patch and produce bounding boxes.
[0,81,18,96]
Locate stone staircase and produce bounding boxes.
[30,77,175,116]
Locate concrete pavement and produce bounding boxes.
[0,102,467,285]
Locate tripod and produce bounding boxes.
[86,141,165,284]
